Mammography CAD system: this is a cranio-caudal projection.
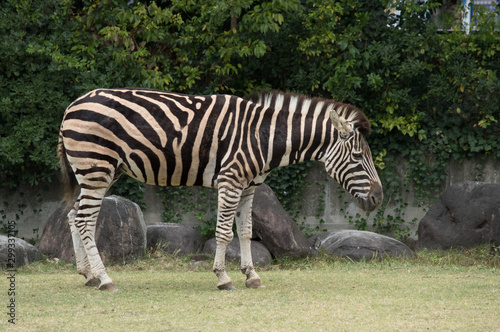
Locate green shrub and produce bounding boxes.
[1,0,498,237]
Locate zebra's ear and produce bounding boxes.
[329,110,353,139]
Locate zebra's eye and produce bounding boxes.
[340,131,353,140]
[340,132,350,140]
[352,151,363,160]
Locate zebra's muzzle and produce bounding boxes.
[357,181,383,212]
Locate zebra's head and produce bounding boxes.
[323,104,383,212]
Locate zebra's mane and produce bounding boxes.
[246,90,371,136]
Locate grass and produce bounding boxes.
[2,245,500,331]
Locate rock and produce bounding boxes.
[0,235,42,268]
[311,230,414,260]
[189,254,211,270]
[417,182,500,250]
[202,237,272,266]
[190,260,210,270]
[190,253,210,261]
[252,183,316,258]
[37,195,147,264]
[147,223,204,255]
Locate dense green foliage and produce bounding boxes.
[1,0,498,236]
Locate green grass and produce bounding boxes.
[2,246,500,331]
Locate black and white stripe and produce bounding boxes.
[58,88,383,290]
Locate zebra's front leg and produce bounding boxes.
[213,186,243,290]
[235,188,263,288]
[74,189,117,291]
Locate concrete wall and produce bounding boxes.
[1,181,64,241]
[2,158,498,241]
[301,158,499,237]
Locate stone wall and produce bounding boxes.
[300,158,499,237]
[2,158,498,241]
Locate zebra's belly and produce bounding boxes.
[122,160,219,189]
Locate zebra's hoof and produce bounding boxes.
[245,278,264,289]
[99,282,118,291]
[217,282,237,291]
[84,277,100,287]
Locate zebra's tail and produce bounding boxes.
[58,131,78,205]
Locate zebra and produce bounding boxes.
[58,88,383,291]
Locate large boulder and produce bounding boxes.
[147,223,204,255]
[37,195,147,264]
[0,235,42,268]
[312,230,414,260]
[202,237,272,266]
[417,182,500,250]
[252,184,316,258]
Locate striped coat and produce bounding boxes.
[58,88,383,290]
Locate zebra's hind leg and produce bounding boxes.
[235,188,263,289]
[68,200,99,287]
[73,187,117,291]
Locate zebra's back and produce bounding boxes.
[61,88,262,189]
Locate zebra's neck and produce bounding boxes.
[255,91,333,170]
